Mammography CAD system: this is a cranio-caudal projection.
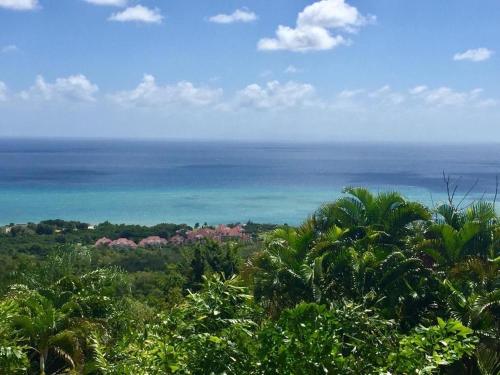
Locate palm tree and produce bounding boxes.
[5,262,127,374]
[443,277,500,374]
[422,222,481,267]
[308,189,435,321]
[427,197,500,374]
[423,200,499,269]
[315,187,430,246]
[251,221,316,316]
[302,224,355,302]
[0,299,28,374]
[251,189,435,322]
[10,288,84,375]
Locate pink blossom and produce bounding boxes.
[139,236,168,248]
[186,224,249,242]
[169,235,185,246]
[109,238,137,250]
[95,237,112,248]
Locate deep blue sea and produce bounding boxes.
[1,139,499,225]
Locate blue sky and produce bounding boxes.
[0,0,499,142]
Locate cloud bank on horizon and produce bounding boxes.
[2,73,496,112]
[0,0,498,142]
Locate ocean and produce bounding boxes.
[0,139,499,226]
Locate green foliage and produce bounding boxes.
[385,318,477,374]
[258,302,398,374]
[258,303,477,375]
[8,288,86,374]
[100,274,261,374]
[0,300,28,374]
[166,274,260,374]
[184,241,242,291]
[1,188,498,374]
[251,189,441,325]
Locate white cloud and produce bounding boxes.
[284,65,300,74]
[110,74,223,107]
[258,0,373,52]
[209,8,257,24]
[235,81,315,109]
[453,48,493,62]
[0,81,7,101]
[420,87,482,106]
[1,44,19,53]
[84,0,126,6]
[258,25,347,52]
[297,0,372,31]
[333,85,497,109]
[368,85,390,98]
[7,74,497,114]
[108,5,163,24]
[0,0,38,10]
[378,85,496,108]
[20,75,99,102]
[476,98,498,108]
[409,85,428,95]
[368,85,405,104]
[337,89,364,99]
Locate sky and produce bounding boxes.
[0,0,499,142]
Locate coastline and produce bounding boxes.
[0,186,468,227]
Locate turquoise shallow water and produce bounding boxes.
[0,186,442,226]
[0,139,498,225]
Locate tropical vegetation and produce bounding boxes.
[0,187,498,374]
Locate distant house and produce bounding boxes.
[1,225,12,234]
[186,227,216,242]
[169,234,185,246]
[95,237,112,248]
[109,238,137,250]
[95,237,137,250]
[185,224,249,242]
[138,236,168,248]
[214,224,250,241]
[1,224,29,235]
